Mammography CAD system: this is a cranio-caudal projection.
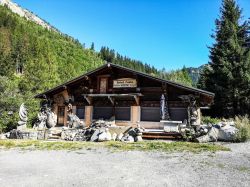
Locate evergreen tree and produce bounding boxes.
[90,42,95,51]
[199,0,250,117]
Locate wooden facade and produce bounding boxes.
[35,63,214,129]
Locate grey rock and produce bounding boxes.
[217,125,238,141]
[135,136,143,142]
[90,129,101,142]
[116,133,124,141]
[0,133,7,140]
[121,135,134,143]
[195,127,219,143]
[112,133,117,141]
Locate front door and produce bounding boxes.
[57,106,65,126]
[99,77,108,93]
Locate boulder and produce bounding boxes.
[135,136,143,142]
[195,127,219,143]
[61,129,78,141]
[90,129,101,142]
[9,129,23,139]
[98,128,112,141]
[98,132,107,141]
[0,134,7,140]
[73,129,87,141]
[106,128,112,141]
[121,135,134,142]
[112,133,117,141]
[127,135,134,142]
[217,124,238,141]
[128,129,137,138]
[116,133,124,141]
[37,130,46,140]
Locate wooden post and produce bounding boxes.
[196,108,201,124]
[131,106,140,127]
[85,106,93,127]
[64,107,68,126]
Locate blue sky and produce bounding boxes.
[14,0,250,70]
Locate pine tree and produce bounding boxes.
[90,42,95,51]
[199,0,250,117]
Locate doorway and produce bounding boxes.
[57,106,65,126]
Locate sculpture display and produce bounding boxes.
[66,101,85,128]
[33,100,57,129]
[179,95,198,126]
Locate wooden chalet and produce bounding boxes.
[35,63,214,132]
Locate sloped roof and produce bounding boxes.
[35,63,214,98]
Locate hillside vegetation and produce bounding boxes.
[0,5,104,132]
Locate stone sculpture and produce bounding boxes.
[45,108,57,128]
[17,103,28,130]
[33,100,57,129]
[179,95,198,126]
[160,94,170,120]
[67,113,85,128]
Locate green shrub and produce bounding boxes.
[201,116,220,124]
[234,116,250,142]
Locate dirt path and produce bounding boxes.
[0,142,249,187]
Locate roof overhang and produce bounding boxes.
[35,63,215,100]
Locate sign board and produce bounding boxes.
[113,78,137,88]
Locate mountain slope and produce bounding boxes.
[0,4,104,92]
[0,0,56,31]
[185,65,205,86]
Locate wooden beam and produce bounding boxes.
[82,93,142,97]
[140,87,162,92]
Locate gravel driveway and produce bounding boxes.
[0,142,249,187]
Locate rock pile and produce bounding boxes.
[59,119,144,143]
[0,118,145,142]
[180,120,239,143]
[8,129,38,140]
[90,119,116,128]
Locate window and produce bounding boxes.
[93,107,113,120]
[169,108,188,121]
[76,106,85,119]
[115,107,130,121]
[141,107,160,122]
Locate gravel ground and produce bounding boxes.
[0,142,249,187]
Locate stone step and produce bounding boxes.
[47,135,60,139]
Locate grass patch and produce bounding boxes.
[201,116,220,124]
[106,141,230,153]
[236,166,250,172]
[234,116,250,142]
[0,140,97,150]
[217,163,226,169]
[0,140,230,153]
